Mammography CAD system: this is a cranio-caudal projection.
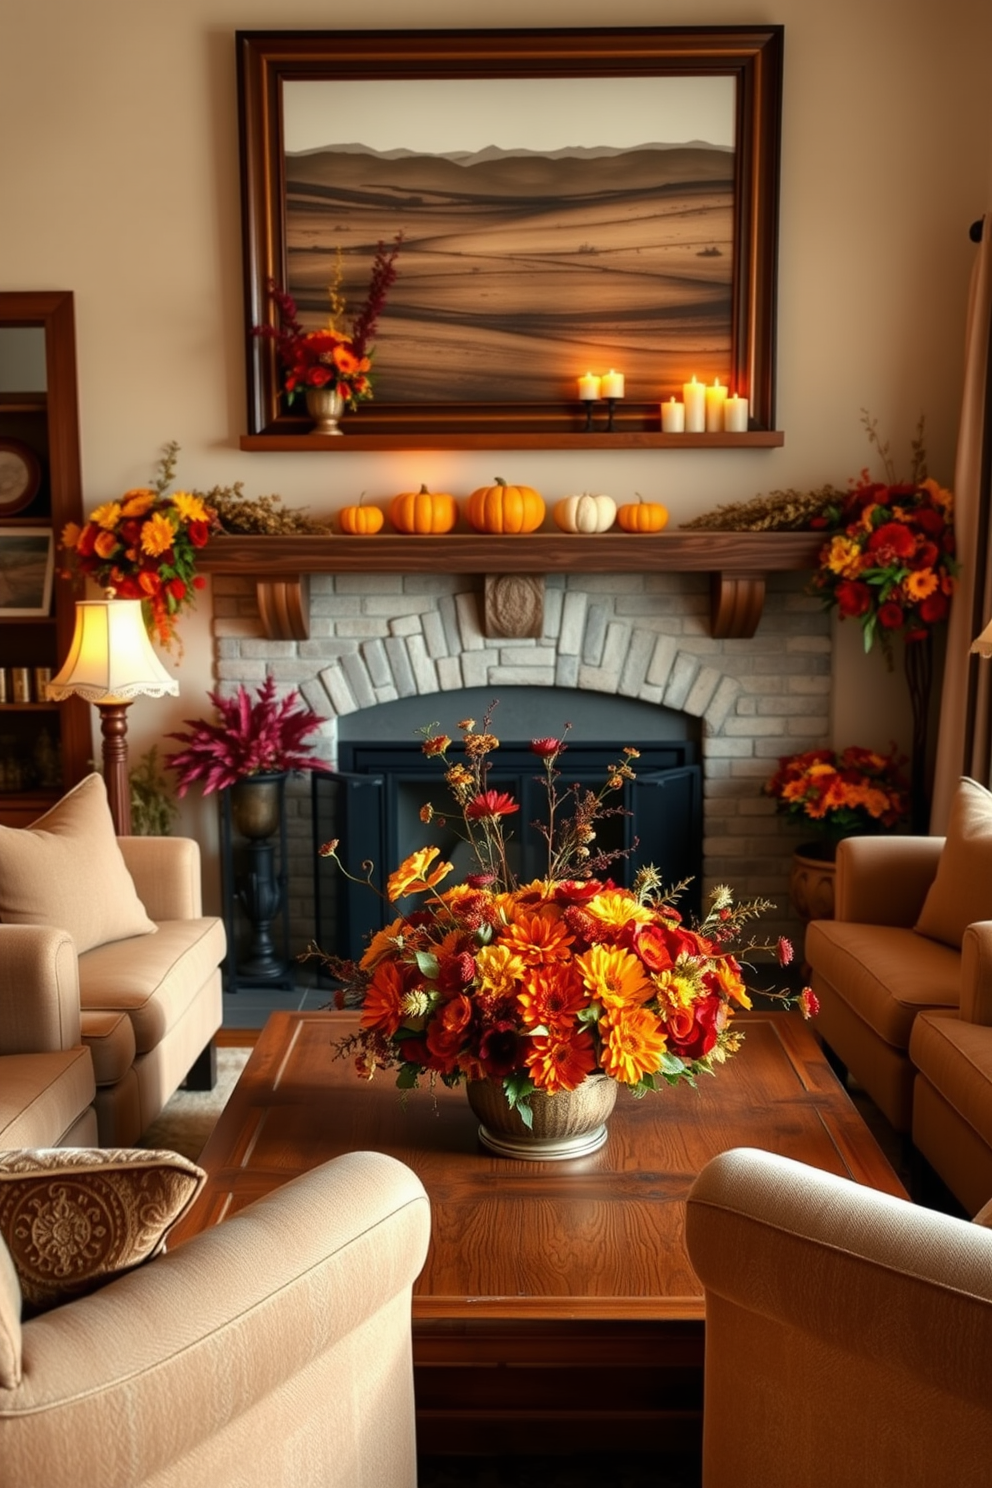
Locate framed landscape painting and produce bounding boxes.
[0,528,54,616]
[237,27,783,437]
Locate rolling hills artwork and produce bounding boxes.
[284,141,734,405]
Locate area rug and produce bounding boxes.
[137,1047,250,1162]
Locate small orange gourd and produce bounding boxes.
[339,494,384,535]
[467,476,545,534]
[389,484,457,535]
[616,494,669,533]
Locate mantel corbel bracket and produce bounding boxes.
[710,572,766,639]
[256,576,310,640]
[483,574,545,639]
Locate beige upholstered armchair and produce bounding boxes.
[686,1147,992,1488]
[0,1151,431,1488]
[0,776,225,1146]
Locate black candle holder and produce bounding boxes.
[582,398,598,432]
[605,397,618,433]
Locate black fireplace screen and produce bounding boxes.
[312,740,702,965]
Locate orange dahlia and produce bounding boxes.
[516,962,587,1030]
[525,1029,597,1092]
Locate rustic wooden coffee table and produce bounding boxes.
[171,1009,905,1454]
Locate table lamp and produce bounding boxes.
[971,618,992,658]
[47,597,179,834]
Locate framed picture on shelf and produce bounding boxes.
[0,438,42,516]
[0,527,55,616]
[237,26,784,438]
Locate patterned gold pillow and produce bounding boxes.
[0,1148,205,1313]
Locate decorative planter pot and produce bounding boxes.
[229,773,285,842]
[466,1074,617,1161]
[789,841,838,923]
[305,387,344,436]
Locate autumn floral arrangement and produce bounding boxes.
[164,677,324,795]
[765,745,910,841]
[309,708,815,1128]
[254,234,403,410]
[61,442,218,649]
[809,415,957,662]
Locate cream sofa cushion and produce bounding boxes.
[0,1148,204,1314]
[0,775,155,953]
[0,1239,21,1388]
[915,777,992,948]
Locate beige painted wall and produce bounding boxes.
[2,0,991,898]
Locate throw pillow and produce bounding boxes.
[0,1147,205,1314]
[0,773,156,953]
[915,777,992,948]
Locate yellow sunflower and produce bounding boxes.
[171,490,211,524]
[140,511,178,557]
[90,501,122,531]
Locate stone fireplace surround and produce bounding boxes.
[211,568,831,964]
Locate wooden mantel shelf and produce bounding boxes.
[239,430,786,452]
[199,531,823,643]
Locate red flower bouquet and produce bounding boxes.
[60,442,218,649]
[309,710,813,1127]
[254,234,402,410]
[810,444,957,662]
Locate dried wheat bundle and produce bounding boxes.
[680,485,845,531]
[199,483,333,535]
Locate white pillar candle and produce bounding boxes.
[578,372,601,401]
[683,376,706,432]
[601,369,625,399]
[661,397,685,433]
[724,393,749,432]
[705,377,728,432]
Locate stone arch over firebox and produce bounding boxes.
[212,570,831,950]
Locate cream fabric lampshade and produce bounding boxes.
[971,618,992,660]
[47,599,179,703]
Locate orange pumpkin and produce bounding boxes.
[616,495,669,533]
[339,494,384,535]
[467,476,545,534]
[389,484,457,535]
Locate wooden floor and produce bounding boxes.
[175,1008,905,1454]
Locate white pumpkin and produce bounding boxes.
[552,493,617,534]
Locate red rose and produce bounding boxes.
[188,520,210,548]
[878,601,905,629]
[915,506,946,536]
[167,578,186,601]
[76,523,99,557]
[835,580,872,618]
[193,575,207,590]
[665,993,726,1062]
[919,591,949,625]
[910,540,940,571]
[632,923,675,973]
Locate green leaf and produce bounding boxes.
[414,950,440,980]
[503,1073,536,1111]
[396,1064,420,1090]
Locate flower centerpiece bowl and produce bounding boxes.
[309,710,814,1161]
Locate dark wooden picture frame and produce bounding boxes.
[237,27,783,444]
